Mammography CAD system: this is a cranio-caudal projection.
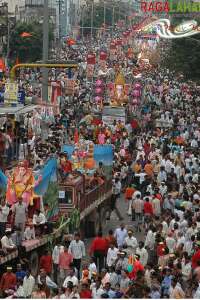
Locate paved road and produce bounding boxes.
[84,195,145,261]
[101,195,145,241]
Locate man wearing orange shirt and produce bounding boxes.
[125,184,136,216]
[0,266,17,297]
[59,245,73,284]
[144,160,154,177]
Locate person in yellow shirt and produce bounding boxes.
[144,160,154,177]
[133,160,142,174]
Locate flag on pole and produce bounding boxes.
[20,32,32,37]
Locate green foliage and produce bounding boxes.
[9,21,54,64]
[43,182,58,218]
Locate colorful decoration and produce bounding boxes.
[6,160,36,206]
[127,264,133,273]
[110,72,128,106]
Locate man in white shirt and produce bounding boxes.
[69,232,86,279]
[92,279,104,298]
[33,209,46,235]
[136,241,148,267]
[23,270,35,298]
[114,223,127,248]
[52,243,64,283]
[166,232,176,254]
[0,200,9,238]
[106,244,118,267]
[1,229,16,254]
[63,268,78,288]
[124,229,138,255]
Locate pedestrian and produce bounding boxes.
[59,245,73,285]
[69,232,86,279]
[0,199,9,238]
[13,197,27,241]
[89,231,107,272]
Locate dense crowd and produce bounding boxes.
[0,22,200,299]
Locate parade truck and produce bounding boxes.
[0,160,112,276]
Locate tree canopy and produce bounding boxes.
[9,21,54,64]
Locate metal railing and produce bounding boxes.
[79,180,112,212]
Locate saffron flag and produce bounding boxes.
[20,32,32,37]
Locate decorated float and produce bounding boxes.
[108,72,129,107]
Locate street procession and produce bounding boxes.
[0,0,200,298]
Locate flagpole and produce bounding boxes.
[42,0,49,102]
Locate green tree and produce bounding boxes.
[9,21,53,64]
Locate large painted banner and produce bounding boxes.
[62,144,113,166]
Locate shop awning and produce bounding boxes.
[0,105,40,116]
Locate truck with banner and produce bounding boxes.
[0,144,113,275]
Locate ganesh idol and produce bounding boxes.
[110,72,128,106]
[6,160,35,206]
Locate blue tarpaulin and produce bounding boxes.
[0,169,7,188]
[34,158,57,196]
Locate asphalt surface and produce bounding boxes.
[84,195,145,261]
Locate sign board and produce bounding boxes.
[59,191,65,199]
[4,83,18,104]
[102,107,126,125]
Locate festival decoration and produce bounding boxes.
[141,18,200,39]
[127,264,133,273]
[67,38,76,46]
[95,87,103,94]
[87,53,96,65]
[6,160,36,206]
[99,51,107,61]
[95,80,103,87]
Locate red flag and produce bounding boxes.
[0,58,6,72]
[74,128,79,144]
[20,32,32,37]
[67,38,76,46]
[15,57,20,65]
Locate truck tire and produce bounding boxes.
[30,251,39,277]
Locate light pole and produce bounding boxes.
[104,1,106,32]
[112,6,115,37]
[91,0,94,40]
[42,0,49,102]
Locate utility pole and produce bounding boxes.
[103,1,106,32]
[42,0,49,102]
[58,0,62,39]
[112,6,115,37]
[90,0,94,40]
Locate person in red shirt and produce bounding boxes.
[192,243,200,269]
[39,250,53,275]
[89,231,107,272]
[80,282,92,298]
[59,153,72,180]
[129,256,144,280]
[0,267,17,296]
[59,246,73,281]
[144,197,154,216]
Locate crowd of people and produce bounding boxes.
[0,18,200,299]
